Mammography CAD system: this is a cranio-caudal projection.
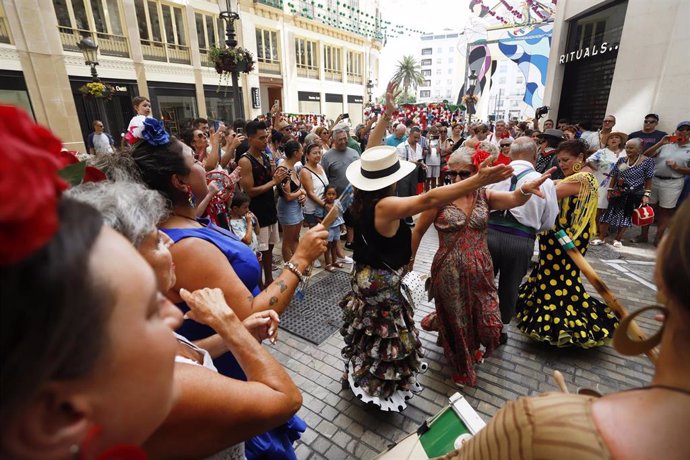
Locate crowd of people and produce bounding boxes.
[1,77,689,459]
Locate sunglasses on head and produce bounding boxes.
[447,170,472,179]
[500,143,511,147]
[195,132,206,139]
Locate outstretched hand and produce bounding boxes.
[384,81,401,115]
[476,156,514,186]
[521,166,556,198]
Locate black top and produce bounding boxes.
[352,205,412,270]
[241,152,277,227]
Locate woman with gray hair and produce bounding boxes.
[67,180,306,459]
[412,145,553,387]
[595,137,655,247]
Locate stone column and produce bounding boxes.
[3,0,85,150]
[120,0,149,98]
[184,4,207,118]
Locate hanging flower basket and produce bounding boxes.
[78,82,115,101]
[462,94,479,105]
[209,45,255,75]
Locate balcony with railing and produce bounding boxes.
[254,0,283,8]
[324,69,342,81]
[258,59,281,75]
[296,65,318,79]
[59,27,129,57]
[199,48,213,67]
[0,15,10,44]
[141,39,191,64]
[347,73,363,84]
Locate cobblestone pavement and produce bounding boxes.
[269,227,660,460]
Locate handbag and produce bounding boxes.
[632,204,655,227]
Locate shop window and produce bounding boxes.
[421,59,432,66]
[135,0,190,64]
[54,0,129,57]
[421,48,432,55]
[422,69,431,76]
[419,90,431,98]
[422,80,431,87]
[256,28,280,74]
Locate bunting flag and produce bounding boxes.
[283,113,328,126]
[469,0,557,27]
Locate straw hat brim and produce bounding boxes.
[346,158,416,191]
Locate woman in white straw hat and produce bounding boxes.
[339,82,517,412]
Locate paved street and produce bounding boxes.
[268,227,660,460]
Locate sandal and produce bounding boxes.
[333,262,344,268]
[325,265,336,272]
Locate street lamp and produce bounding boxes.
[220,0,243,120]
[366,79,374,104]
[466,69,478,125]
[77,36,100,82]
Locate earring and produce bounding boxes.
[613,305,666,356]
[572,161,583,172]
[184,185,194,207]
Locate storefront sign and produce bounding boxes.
[559,42,619,64]
[298,91,321,102]
[114,85,128,92]
[251,87,261,109]
[325,93,343,103]
[347,95,364,104]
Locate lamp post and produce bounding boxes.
[366,79,374,104]
[220,0,244,120]
[466,69,478,125]
[78,36,110,135]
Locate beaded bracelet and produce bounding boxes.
[283,261,304,283]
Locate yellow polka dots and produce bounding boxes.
[591,312,598,320]
[554,317,561,324]
[544,269,551,276]
[554,248,562,256]
[549,280,557,286]
[553,264,560,271]
[566,279,573,286]
[544,294,551,301]
[546,254,554,261]
[544,325,551,331]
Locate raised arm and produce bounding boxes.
[643,135,671,157]
[367,81,400,150]
[375,157,514,222]
[143,288,301,459]
[486,169,554,210]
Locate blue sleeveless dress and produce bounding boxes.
[162,218,306,460]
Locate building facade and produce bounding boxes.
[416,31,464,104]
[0,0,381,151]
[542,0,690,133]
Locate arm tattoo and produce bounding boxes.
[269,296,278,306]
[247,295,254,304]
[277,280,288,293]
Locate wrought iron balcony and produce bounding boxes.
[59,27,129,58]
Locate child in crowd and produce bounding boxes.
[229,192,260,257]
[125,96,152,144]
[323,185,344,272]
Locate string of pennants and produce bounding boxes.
[363,103,467,129]
[468,0,557,26]
[285,1,428,39]
[283,113,328,126]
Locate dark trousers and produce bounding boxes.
[487,228,535,324]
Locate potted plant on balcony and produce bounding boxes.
[78,81,116,101]
[208,45,255,75]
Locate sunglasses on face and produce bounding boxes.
[195,133,205,139]
[447,170,472,179]
[500,143,511,147]
[603,120,614,123]
[644,120,658,124]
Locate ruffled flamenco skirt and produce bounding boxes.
[340,264,424,412]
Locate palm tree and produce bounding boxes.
[392,55,425,103]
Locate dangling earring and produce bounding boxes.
[184,185,194,207]
[613,305,666,356]
[572,161,583,172]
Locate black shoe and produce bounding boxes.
[344,242,354,250]
[499,332,508,345]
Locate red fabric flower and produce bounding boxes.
[471,148,491,170]
[0,105,67,265]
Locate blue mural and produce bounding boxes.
[497,24,553,109]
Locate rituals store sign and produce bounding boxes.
[559,42,620,64]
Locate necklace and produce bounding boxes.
[627,154,642,167]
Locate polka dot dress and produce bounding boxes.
[515,196,619,348]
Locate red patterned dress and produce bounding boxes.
[429,189,503,386]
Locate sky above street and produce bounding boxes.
[377,0,474,95]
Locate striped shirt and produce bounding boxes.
[436,393,611,460]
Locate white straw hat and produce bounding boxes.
[346,145,416,191]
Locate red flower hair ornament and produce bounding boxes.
[0,105,68,265]
[0,105,106,265]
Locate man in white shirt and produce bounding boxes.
[487,137,559,338]
[486,119,514,148]
[395,126,425,225]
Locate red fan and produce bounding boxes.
[206,170,233,205]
